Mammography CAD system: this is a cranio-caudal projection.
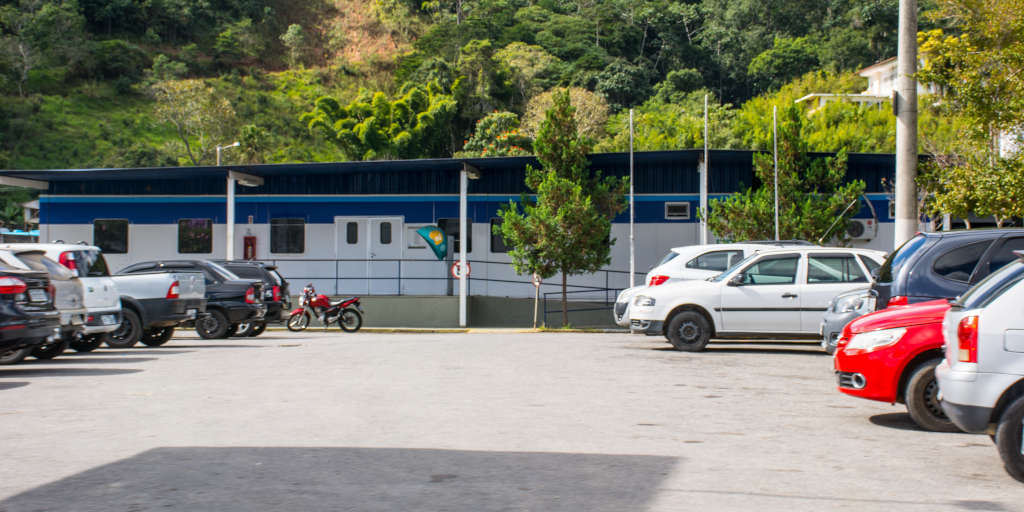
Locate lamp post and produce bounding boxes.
[217,142,240,260]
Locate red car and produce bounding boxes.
[834,299,957,431]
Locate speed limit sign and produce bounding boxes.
[451,260,471,279]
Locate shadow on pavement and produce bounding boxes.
[866,412,969,434]
[26,357,158,365]
[0,368,143,378]
[97,349,196,356]
[165,344,267,349]
[0,447,679,512]
[0,381,29,390]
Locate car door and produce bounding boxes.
[719,253,803,333]
[799,252,871,332]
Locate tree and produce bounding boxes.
[456,111,531,157]
[280,24,306,68]
[151,79,238,166]
[706,104,865,243]
[496,90,628,326]
[522,87,609,141]
[747,36,820,94]
[302,82,458,160]
[494,42,561,102]
[0,0,87,96]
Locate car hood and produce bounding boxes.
[846,299,950,334]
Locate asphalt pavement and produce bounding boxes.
[1,331,1022,511]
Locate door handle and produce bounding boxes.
[782,293,798,299]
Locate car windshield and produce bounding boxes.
[225,265,266,280]
[877,234,927,283]
[954,259,1024,310]
[206,261,241,281]
[710,253,761,282]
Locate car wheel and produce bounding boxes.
[234,323,254,337]
[32,339,69,360]
[665,310,711,352]
[140,327,175,347]
[0,346,32,365]
[905,359,960,432]
[107,309,141,348]
[224,323,239,338]
[70,334,105,352]
[248,322,266,337]
[197,310,229,339]
[995,395,1024,483]
[287,312,309,331]
[339,309,362,332]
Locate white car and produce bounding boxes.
[629,247,887,351]
[612,242,813,327]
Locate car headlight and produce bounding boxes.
[633,295,655,307]
[846,327,906,352]
[834,293,868,313]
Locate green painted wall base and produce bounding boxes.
[351,296,618,328]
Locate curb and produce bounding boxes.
[263,326,628,334]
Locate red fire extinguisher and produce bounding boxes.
[243,236,257,260]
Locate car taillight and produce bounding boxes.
[0,277,27,295]
[272,285,281,302]
[166,281,180,299]
[887,295,908,307]
[649,275,670,286]
[245,286,256,304]
[58,251,78,272]
[957,316,979,363]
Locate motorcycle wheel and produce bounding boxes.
[287,312,309,332]
[339,309,362,332]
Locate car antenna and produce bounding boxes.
[818,198,860,245]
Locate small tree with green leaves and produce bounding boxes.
[707,104,865,243]
[456,111,532,157]
[497,90,628,326]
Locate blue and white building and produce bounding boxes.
[0,150,899,298]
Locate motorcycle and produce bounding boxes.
[287,284,363,332]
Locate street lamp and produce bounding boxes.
[216,141,240,166]
[217,142,241,260]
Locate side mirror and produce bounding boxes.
[727,275,744,287]
[870,268,880,280]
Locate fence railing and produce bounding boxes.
[263,257,639,301]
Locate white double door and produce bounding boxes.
[334,217,403,295]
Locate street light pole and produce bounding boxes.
[218,142,240,260]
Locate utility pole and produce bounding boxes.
[701,94,709,245]
[894,0,919,247]
[629,109,635,288]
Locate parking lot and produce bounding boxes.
[1,330,1022,512]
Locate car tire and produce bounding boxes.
[665,310,711,352]
[140,327,175,347]
[197,310,229,339]
[234,323,254,337]
[70,334,105,352]
[0,346,32,365]
[107,309,141,348]
[905,359,960,432]
[248,322,266,337]
[224,323,239,338]
[32,339,69,360]
[995,395,1024,483]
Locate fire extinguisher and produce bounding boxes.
[243,236,257,260]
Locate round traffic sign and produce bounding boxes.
[451,260,471,279]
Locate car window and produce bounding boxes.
[711,253,760,282]
[956,260,1024,309]
[806,255,867,284]
[878,234,927,283]
[738,255,799,285]
[206,261,240,281]
[657,251,679,266]
[984,236,1024,276]
[225,265,265,280]
[78,250,110,277]
[16,253,76,280]
[857,254,881,276]
[932,240,991,283]
[686,250,744,271]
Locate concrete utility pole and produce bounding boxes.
[701,94,709,245]
[218,142,240,260]
[629,109,635,288]
[894,0,919,247]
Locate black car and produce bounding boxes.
[213,260,290,337]
[0,266,62,365]
[872,229,1024,309]
[118,260,266,339]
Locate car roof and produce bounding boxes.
[747,246,887,257]
[669,242,817,255]
[0,242,101,252]
[921,228,1024,238]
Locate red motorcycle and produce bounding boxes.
[287,284,363,332]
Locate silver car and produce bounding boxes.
[0,249,86,359]
[819,287,875,354]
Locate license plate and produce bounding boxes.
[101,314,117,325]
[28,289,47,302]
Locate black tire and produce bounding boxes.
[234,323,254,337]
[197,310,229,339]
[287,312,309,331]
[904,359,960,432]
[107,309,141,348]
[665,310,711,352]
[70,334,105,352]
[32,339,69,360]
[0,346,32,365]
[140,327,175,347]
[995,395,1024,483]
[225,323,239,338]
[248,322,266,337]
[339,309,362,332]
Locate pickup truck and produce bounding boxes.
[107,270,207,348]
[118,260,265,339]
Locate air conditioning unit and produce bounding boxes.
[846,219,877,240]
